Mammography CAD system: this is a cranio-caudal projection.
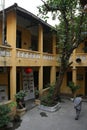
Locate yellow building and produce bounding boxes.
[0,3,86,103]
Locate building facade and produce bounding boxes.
[0,3,87,103]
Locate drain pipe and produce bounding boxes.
[2,0,5,45]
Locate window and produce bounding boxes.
[56,72,59,81]
[31,35,38,51]
[16,30,21,48]
[67,71,72,86]
[43,67,50,89]
[0,67,10,102]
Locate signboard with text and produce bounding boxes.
[22,69,35,100]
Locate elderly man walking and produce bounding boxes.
[74,94,82,120]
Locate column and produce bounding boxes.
[38,24,43,53]
[50,66,56,84]
[38,66,43,96]
[72,66,77,85]
[10,66,16,100]
[7,11,16,100]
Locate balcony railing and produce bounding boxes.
[1,47,87,66]
[43,53,55,61]
[75,53,87,63]
[0,45,12,66]
[16,49,41,59]
[0,45,11,57]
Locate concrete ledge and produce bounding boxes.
[38,102,61,112]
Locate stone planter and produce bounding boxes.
[35,99,40,105]
[9,106,16,120]
[16,107,26,117]
[38,102,61,112]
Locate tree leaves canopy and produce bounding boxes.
[38,0,87,67]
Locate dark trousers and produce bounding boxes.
[75,109,81,119]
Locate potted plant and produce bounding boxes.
[15,90,27,117]
[15,90,26,109]
[0,104,11,129]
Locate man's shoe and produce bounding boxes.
[75,117,78,120]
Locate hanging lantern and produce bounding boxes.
[25,68,32,74]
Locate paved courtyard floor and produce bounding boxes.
[15,99,87,130]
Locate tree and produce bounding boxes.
[38,0,87,100]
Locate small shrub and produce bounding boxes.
[0,104,11,128]
[41,83,57,106]
[15,90,27,100]
[15,90,27,109]
[8,101,17,109]
[68,81,81,96]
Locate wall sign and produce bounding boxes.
[22,68,35,100]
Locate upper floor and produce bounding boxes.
[0,3,87,67]
[0,3,58,67]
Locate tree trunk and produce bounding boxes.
[53,65,66,101]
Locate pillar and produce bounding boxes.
[38,24,43,53]
[50,66,56,84]
[72,66,77,85]
[38,66,43,95]
[7,11,16,100]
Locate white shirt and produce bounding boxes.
[74,97,82,110]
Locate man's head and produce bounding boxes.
[76,94,83,97]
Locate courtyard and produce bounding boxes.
[15,99,87,130]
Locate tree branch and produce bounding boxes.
[41,0,60,11]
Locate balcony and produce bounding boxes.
[56,53,87,67]
[0,45,12,66]
[75,53,87,66]
[16,48,41,59]
[16,48,56,66]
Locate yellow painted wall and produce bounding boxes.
[0,73,8,95]
[18,26,31,49]
[60,68,85,95]
[61,74,72,94]
[76,43,84,53]
[0,73,8,85]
